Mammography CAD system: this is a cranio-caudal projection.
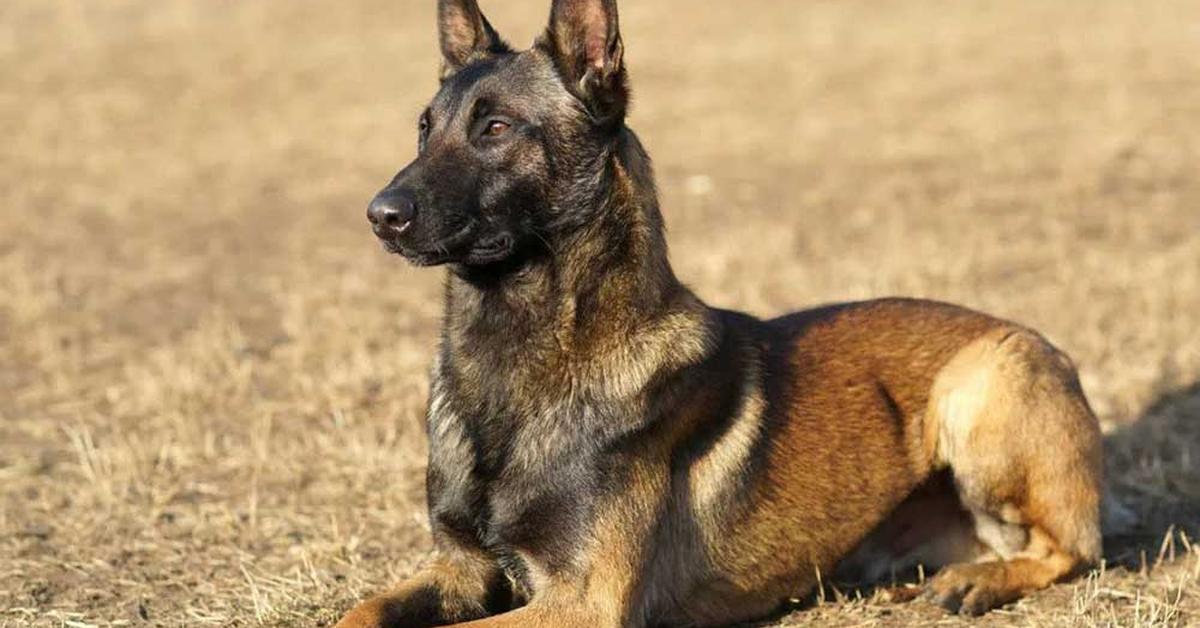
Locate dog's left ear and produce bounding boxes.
[438,0,509,79]
[543,0,628,126]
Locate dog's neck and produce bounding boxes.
[444,128,691,353]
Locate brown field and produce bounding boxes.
[2,0,1199,626]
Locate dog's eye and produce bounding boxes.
[484,120,511,137]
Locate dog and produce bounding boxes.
[337,0,1103,625]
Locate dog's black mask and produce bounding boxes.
[367,0,629,270]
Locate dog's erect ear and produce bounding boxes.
[438,0,509,78]
[544,0,628,126]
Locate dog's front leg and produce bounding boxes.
[448,454,670,628]
[445,603,616,628]
[335,547,508,628]
[441,552,642,628]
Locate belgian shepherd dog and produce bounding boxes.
[338,1,1103,625]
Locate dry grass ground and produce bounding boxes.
[2,0,1199,626]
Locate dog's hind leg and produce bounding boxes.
[923,328,1103,615]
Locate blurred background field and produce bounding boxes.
[1,1,1198,625]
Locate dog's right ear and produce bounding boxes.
[438,0,509,79]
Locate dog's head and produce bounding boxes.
[368,0,629,269]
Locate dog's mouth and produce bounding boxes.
[377,223,515,267]
[462,234,515,265]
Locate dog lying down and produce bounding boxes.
[338,1,1110,626]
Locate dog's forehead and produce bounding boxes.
[430,50,576,122]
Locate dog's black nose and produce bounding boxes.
[367,192,416,232]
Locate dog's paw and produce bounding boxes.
[925,562,1016,615]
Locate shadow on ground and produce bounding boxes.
[1103,380,1200,568]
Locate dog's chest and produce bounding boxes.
[427,383,613,591]
[483,450,600,591]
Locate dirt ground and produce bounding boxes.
[2,1,1199,626]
